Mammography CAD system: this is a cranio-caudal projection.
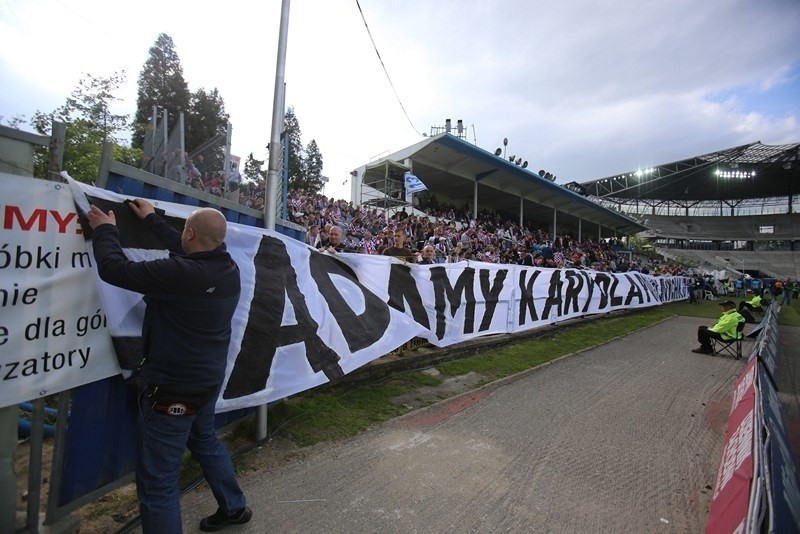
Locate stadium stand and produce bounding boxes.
[638,213,800,242]
[580,142,800,279]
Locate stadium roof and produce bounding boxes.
[579,142,800,202]
[356,133,646,236]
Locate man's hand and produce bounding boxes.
[127,198,155,219]
[87,205,116,229]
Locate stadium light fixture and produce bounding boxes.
[715,168,756,179]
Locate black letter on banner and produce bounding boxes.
[309,251,391,352]
[518,268,541,324]
[562,270,584,314]
[430,266,475,339]
[478,268,508,331]
[594,273,611,309]
[633,273,656,303]
[223,236,343,400]
[541,270,563,321]
[624,273,644,305]
[579,270,596,312]
[608,275,623,307]
[387,263,430,329]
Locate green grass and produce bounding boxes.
[261,302,702,448]
[438,305,676,381]
[251,297,792,451]
[266,372,437,446]
[778,302,800,326]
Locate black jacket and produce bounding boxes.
[91,213,241,388]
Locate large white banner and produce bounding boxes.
[0,174,688,411]
[0,174,120,408]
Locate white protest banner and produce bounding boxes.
[0,173,120,408]
[67,179,432,413]
[1,174,688,412]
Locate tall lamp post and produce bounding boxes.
[257,0,290,441]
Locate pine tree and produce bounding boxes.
[243,152,267,185]
[284,107,306,191]
[185,87,229,154]
[132,33,191,148]
[301,139,325,194]
[185,87,229,174]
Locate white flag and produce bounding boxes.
[404,171,427,194]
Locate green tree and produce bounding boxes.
[184,87,229,175]
[27,72,140,182]
[243,152,267,185]
[283,107,326,195]
[185,87,229,154]
[284,107,305,191]
[299,139,324,194]
[133,33,191,148]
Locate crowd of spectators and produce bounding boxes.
[179,169,685,274]
[277,188,687,275]
[163,156,687,274]
[172,162,682,275]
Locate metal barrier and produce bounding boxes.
[705,303,800,533]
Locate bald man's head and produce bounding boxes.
[182,208,227,252]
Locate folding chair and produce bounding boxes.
[704,290,717,301]
[711,321,745,359]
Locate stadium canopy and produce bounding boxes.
[579,142,800,203]
[353,133,646,238]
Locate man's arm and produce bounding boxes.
[87,202,189,294]
[127,199,183,253]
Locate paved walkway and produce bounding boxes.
[175,316,747,533]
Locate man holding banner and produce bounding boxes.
[87,199,251,533]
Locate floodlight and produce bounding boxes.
[503,138,508,146]
[516,157,522,165]
[445,119,451,132]
[457,119,464,134]
[495,148,502,156]
[522,161,528,168]
[539,169,546,177]
[509,155,516,162]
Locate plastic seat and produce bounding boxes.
[704,290,717,301]
[711,321,746,359]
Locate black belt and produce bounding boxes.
[143,384,217,417]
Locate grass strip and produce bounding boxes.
[257,299,728,448]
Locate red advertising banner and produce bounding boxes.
[706,359,757,534]
[730,358,757,414]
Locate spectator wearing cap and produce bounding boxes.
[692,300,745,355]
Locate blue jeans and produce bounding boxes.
[137,390,246,533]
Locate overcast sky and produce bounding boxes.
[1,0,798,201]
